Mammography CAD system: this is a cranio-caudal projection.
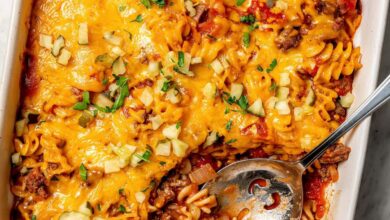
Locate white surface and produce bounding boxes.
[0,1,388,220]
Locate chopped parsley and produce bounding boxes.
[119,188,125,195]
[243,32,250,48]
[159,161,166,166]
[226,120,233,131]
[140,0,151,8]
[31,215,37,220]
[161,80,171,92]
[266,59,278,73]
[141,180,156,192]
[269,81,277,91]
[240,14,256,24]
[224,107,230,114]
[118,5,126,12]
[110,76,130,112]
[223,92,237,105]
[257,65,264,72]
[207,34,217,41]
[73,91,90,111]
[135,148,152,162]
[177,51,185,67]
[97,204,101,211]
[237,96,249,111]
[176,121,182,129]
[152,0,166,7]
[236,0,246,6]
[131,14,143,23]
[102,78,108,85]
[79,163,88,181]
[119,204,126,213]
[226,139,237,144]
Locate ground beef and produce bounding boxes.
[25,168,49,200]
[193,4,207,22]
[319,143,351,164]
[274,27,302,51]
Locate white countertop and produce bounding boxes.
[0,1,389,219]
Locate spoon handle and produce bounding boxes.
[300,74,390,168]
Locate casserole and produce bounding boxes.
[0,0,388,219]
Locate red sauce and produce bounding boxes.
[264,193,281,210]
[241,118,268,139]
[337,0,357,13]
[303,173,330,218]
[247,0,285,24]
[190,154,219,170]
[333,76,353,96]
[198,9,225,37]
[248,178,267,194]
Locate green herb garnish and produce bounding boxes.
[176,121,182,129]
[118,5,126,12]
[240,14,256,24]
[226,120,233,131]
[257,65,263,72]
[178,51,185,67]
[119,188,125,195]
[224,107,230,114]
[102,78,108,85]
[266,59,278,73]
[73,91,90,110]
[140,0,151,8]
[79,163,88,181]
[141,180,156,192]
[269,81,277,91]
[226,139,237,144]
[135,148,152,162]
[31,215,37,220]
[119,204,126,213]
[132,14,143,22]
[237,96,249,111]
[159,161,166,166]
[236,0,246,6]
[243,32,250,48]
[152,0,166,7]
[161,80,171,92]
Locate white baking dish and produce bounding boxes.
[0,0,388,219]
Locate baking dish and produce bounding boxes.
[0,0,388,219]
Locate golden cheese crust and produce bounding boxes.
[11,0,361,219]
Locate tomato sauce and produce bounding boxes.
[303,172,330,218]
[247,0,285,24]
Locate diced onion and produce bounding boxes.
[248,99,265,117]
[276,87,289,100]
[111,47,125,57]
[293,107,303,121]
[78,23,89,45]
[230,83,244,100]
[162,124,181,139]
[266,96,278,109]
[112,57,126,75]
[184,0,196,17]
[210,59,224,75]
[130,154,143,167]
[204,131,218,147]
[191,57,202,64]
[165,89,180,104]
[111,144,137,162]
[57,49,72,65]
[140,88,154,107]
[78,202,92,216]
[39,34,53,49]
[15,119,26,137]
[147,61,160,77]
[11,152,21,165]
[189,163,217,185]
[150,115,163,130]
[171,139,189,157]
[275,100,290,115]
[93,93,114,108]
[156,141,171,156]
[219,56,230,69]
[59,212,89,220]
[135,192,146,203]
[202,83,216,99]
[103,31,122,46]
[279,72,290,86]
[51,36,65,57]
[339,92,355,108]
[104,159,122,173]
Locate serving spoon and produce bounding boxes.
[203,74,390,220]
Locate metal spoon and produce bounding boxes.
[203,74,390,220]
